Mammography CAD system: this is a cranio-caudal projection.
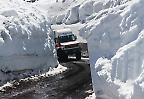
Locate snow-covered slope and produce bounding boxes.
[35,0,86,24]
[37,0,129,25]
[0,0,58,83]
[79,0,144,99]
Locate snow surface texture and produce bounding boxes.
[35,0,86,25]
[79,0,144,99]
[36,0,129,25]
[0,0,58,83]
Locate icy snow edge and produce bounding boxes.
[0,64,67,92]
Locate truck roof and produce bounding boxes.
[54,28,73,37]
[55,28,72,33]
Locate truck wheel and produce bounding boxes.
[57,49,68,61]
[63,53,68,61]
[57,49,62,59]
[76,51,81,60]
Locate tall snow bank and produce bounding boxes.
[80,0,144,99]
[47,0,130,25]
[79,0,94,22]
[64,5,80,25]
[0,0,58,83]
[111,30,144,99]
[80,0,130,66]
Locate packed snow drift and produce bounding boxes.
[78,0,144,99]
[0,0,58,84]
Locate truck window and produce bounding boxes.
[59,34,76,43]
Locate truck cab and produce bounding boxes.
[54,28,81,61]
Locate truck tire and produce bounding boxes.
[76,51,81,60]
[63,53,68,61]
[57,49,68,61]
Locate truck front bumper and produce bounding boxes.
[63,47,81,55]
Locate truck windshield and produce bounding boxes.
[59,34,76,43]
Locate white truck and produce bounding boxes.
[54,28,81,61]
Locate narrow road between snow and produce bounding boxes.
[0,58,93,99]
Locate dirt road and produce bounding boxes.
[0,58,93,99]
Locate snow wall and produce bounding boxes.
[43,0,129,25]
[0,0,58,83]
[79,0,144,99]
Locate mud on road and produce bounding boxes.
[0,58,93,99]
